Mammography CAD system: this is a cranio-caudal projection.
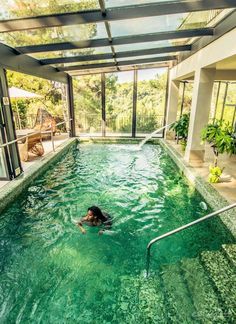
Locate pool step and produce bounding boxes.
[116,275,167,323]
[115,245,236,323]
[138,275,167,323]
[181,257,226,323]
[161,262,197,323]
[222,244,236,268]
[200,250,236,321]
[115,276,141,323]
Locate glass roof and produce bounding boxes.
[0,0,99,20]
[53,58,115,68]
[30,47,112,60]
[105,0,176,8]
[114,39,190,52]
[117,53,177,62]
[0,0,232,74]
[110,10,216,38]
[0,22,106,48]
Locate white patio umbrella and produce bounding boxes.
[9,86,43,99]
[9,86,43,129]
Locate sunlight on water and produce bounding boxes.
[0,144,233,323]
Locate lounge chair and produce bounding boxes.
[19,132,44,162]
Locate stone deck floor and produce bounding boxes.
[0,133,69,189]
[166,140,236,204]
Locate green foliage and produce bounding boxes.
[1,1,97,47]
[74,71,167,134]
[7,71,66,128]
[201,120,236,167]
[231,132,236,152]
[170,113,190,143]
[180,139,187,152]
[208,166,223,183]
[11,99,28,128]
[3,1,98,130]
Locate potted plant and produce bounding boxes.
[201,120,236,183]
[170,113,190,151]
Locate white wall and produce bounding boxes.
[170,27,236,81]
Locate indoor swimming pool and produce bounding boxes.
[0,143,235,323]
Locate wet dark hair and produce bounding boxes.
[88,206,106,222]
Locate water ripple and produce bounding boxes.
[0,143,224,323]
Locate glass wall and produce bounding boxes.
[0,105,8,179]
[136,68,167,136]
[177,81,193,119]
[0,148,7,178]
[73,67,169,137]
[213,82,228,121]
[7,70,67,133]
[222,82,236,127]
[211,81,236,128]
[105,71,133,136]
[209,81,220,121]
[74,74,102,136]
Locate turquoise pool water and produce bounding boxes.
[0,144,235,323]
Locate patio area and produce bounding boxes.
[0,133,69,189]
[166,139,236,204]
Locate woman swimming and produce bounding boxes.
[77,206,112,235]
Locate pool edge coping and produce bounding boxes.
[159,139,236,239]
[0,138,77,215]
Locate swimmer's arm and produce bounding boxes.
[98,229,105,235]
[78,215,89,225]
[76,216,88,234]
[77,223,86,234]
[98,224,112,235]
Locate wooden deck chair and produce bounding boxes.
[19,132,44,162]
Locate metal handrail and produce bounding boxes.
[0,119,72,150]
[146,203,236,277]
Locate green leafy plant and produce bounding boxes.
[201,120,236,183]
[201,120,235,166]
[208,166,223,183]
[170,113,190,150]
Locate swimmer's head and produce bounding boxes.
[87,209,95,220]
[87,206,106,222]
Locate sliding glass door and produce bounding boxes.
[0,148,8,179]
[0,68,22,180]
[0,109,9,180]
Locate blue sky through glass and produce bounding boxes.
[117,67,167,83]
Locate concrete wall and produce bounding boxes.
[170,27,236,81]
[166,27,236,164]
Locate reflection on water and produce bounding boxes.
[0,144,233,322]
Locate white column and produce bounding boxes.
[184,68,216,164]
[165,79,180,139]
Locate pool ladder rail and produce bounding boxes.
[146,202,236,277]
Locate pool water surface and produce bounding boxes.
[0,144,234,323]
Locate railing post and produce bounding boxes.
[51,127,55,152]
[67,76,76,137]
[146,246,151,278]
